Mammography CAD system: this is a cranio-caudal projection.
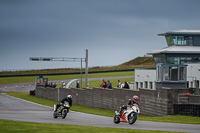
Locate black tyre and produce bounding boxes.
[53,112,58,119]
[62,110,67,119]
[128,113,137,125]
[113,115,120,124]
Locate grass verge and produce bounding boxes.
[2,91,200,125]
[56,77,134,88]
[0,71,134,85]
[0,119,183,133]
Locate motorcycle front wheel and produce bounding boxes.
[128,113,137,125]
[113,115,120,124]
[62,109,67,119]
[53,112,58,119]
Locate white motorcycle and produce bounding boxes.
[114,104,140,124]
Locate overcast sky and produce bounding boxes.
[1,0,200,71]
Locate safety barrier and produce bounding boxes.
[174,103,200,117]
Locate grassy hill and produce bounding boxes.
[0,56,155,76]
[118,56,156,68]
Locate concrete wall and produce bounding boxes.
[134,68,156,90]
[35,87,184,116]
[189,95,200,103]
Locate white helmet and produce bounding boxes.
[67,95,72,100]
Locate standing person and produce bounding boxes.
[103,80,107,88]
[62,81,65,88]
[76,81,80,88]
[117,80,122,88]
[107,80,112,89]
[123,80,129,89]
[100,79,104,88]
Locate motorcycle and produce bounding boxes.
[113,104,140,124]
[53,101,70,119]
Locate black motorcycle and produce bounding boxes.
[53,101,70,119]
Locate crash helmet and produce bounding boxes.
[132,95,139,104]
[67,95,72,100]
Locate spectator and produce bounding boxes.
[117,80,122,88]
[107,80,112,89]
[52,82,56,88]
[62,81,65,88]
[123,80,129,89]
[76,81,80,88]
[45,82,48,87]
[103,80,107,88]
[100,79,104,88]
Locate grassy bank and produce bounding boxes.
[2,92,200,125]
[0,119,182,133]
[55,77,134,88]
[0,71,134,85]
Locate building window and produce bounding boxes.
[163,66,169,81]
[157,66,161,81]
[169,66,178,81]
[136,82,138,90]
[189,36,193,46]
[172,36,193,46]
[196,80,199,88]
[140,82,143,88]
[150,82,153,89]
[179,67,185,81]
[191,81,193,88]
[145,81,148,88]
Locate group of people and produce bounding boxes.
[117,80,130,89]
[100,79,130,89]
[45,82,56,88]
[100,79,113,89]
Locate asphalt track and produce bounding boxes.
[0,93,200,133]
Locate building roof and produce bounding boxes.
[148,46,200,55]
[158,30,200,36]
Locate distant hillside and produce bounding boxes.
[0,56,156,76]
[118,56,156,68]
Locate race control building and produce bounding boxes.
[134,30,200,90]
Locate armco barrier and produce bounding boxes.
[174,103,200,117]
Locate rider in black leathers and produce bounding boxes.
[119,95,139,117]
[55,95,72,112]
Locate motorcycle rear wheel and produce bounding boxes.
[53,112,58,119]
[113,115,120,124]
[128,113,137,125]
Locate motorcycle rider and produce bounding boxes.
[55,95,72,112]
[119,95,139,117]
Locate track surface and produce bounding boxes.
[0,93,200,133]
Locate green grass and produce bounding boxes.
[0,71,134,85]
[0,119,183,133]
[83,77,134,88]
[2,91,200,125]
